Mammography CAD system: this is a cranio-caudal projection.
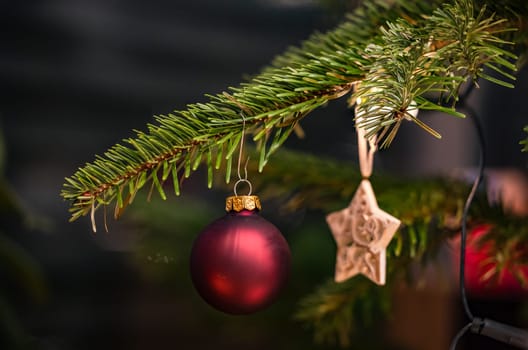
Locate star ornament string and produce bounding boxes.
[326,99,404,285]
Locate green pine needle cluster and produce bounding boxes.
[355,0,518,147]
[294,277,392,347]
[61,0,524,227]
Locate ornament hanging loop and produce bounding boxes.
[355,100,377,179]
[233,178,252,197]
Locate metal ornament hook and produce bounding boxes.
[233,111,254,196]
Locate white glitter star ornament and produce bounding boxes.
[326,99,408,285]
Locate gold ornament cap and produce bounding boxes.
[225,195,262,212]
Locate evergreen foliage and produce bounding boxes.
[61,0,525,227]
[244,148,528,345]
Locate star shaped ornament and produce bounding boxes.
[326,180,400,285]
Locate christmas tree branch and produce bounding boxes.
[355,0,518,147]
[62,0,522,226]
[294,277,391,347]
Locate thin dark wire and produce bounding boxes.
[450,83,486,348]
[450,322,473,350]
[460,101,486,321]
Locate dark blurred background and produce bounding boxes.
[1,1,527,350]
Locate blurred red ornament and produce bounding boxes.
[190,195,291,314]
[454,224,528,299]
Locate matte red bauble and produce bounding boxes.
[190,195,291,315]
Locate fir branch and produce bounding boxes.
[62,0,417,224]
[354,0,518,147]
[429,0,518,85]
[62,71,358,226]
[294,278,391,347]
[62,0,523,224]
[471,0,528,66]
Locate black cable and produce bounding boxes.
[459,101,485,322]
[450,322,473,350]
[450,86,528,350]
[450,104,483,348]
[449,94,484,349]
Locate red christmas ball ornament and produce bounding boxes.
[453,224,528,299]
[190,195,291,314]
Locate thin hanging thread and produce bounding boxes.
[91,200,97,233]
[234,112,252,197]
